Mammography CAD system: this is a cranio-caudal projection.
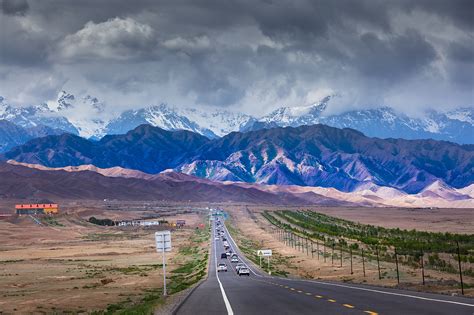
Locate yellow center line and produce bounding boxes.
[328,299,336,303]
[315,295,323,299]
[343,304,355,309]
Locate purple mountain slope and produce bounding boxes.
[3,124,473,193]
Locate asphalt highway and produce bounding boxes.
[176,217,474,315]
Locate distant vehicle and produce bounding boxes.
[231,253,238,259]
[217,263,228,272]
[224,245,230,250]
[223,241,229,247]
[231,257,239,263]
[226,252,231,257]
[235,263,245,271]
[221,253,227,259]
[215,237,219,241]
[238,267,250,276]
[222,237,227,241]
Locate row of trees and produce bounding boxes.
[262,210,472,295]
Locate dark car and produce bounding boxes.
[221,253,227,259]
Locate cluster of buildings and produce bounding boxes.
[116,219,186,228]
[0,203,60,221]
[15,204,59,215]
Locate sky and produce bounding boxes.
[0,0,473,117]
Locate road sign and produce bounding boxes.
[155,231,172,252]
[257,249,272,257]
[155,231,171,296]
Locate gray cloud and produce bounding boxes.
[0,0,472,115]
[1,0,29,16]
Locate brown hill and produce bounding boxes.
[0,162,348,205]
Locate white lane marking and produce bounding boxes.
[296,279,474,308]
[213,223,234,315]
[222,219,474,309]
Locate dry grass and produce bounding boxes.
[0,208,207,314]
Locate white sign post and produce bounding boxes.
[257,249,272,275]
[155,231,172,296]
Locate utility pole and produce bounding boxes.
[350,248,353,274]
[420,249,425,285]
[362,248,366,277]
[376,246,381,280]
[456,241,464,295]
[395,248,400,284]
[340,246,343,267]
[332,242,335,266]
[317,241,320,260]
[323,242,326,263]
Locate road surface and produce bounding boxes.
[176,216,474,315]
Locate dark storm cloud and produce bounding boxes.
[0,0,472,113]
[353,30,437,83]
[401,0,474,32]
[1,0,29,16]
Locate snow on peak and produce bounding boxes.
[446,108,474,125]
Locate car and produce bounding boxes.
[231,257,239,263]
[215,237,220,241]
[238,267,250,276]
[231,253,238,259]
[235,263,245,271]
[226,252,231,257]
[223,241,229,247]
[217,263,228,272]
[222,237,227,241]
[221,253,227,259]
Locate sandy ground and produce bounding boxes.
[225,206,474,297]
[0,206,206,314]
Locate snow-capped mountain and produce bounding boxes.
[0,96,79,135]
[105,104,217,138]
[105,104,255,138]
[47,91,109,139]
[0,92,472,143]
[255,98,474,144]
[176,108,255,137]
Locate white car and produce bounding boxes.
[217,263,228,272]
[238,267,250,276]
[231,257,239,263]
[235,263,245,271]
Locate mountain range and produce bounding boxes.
[0,161,344,205]
[2,160,473,208]
[1,93,472,146]
[3,124,473,195]
[0,120,65,153]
